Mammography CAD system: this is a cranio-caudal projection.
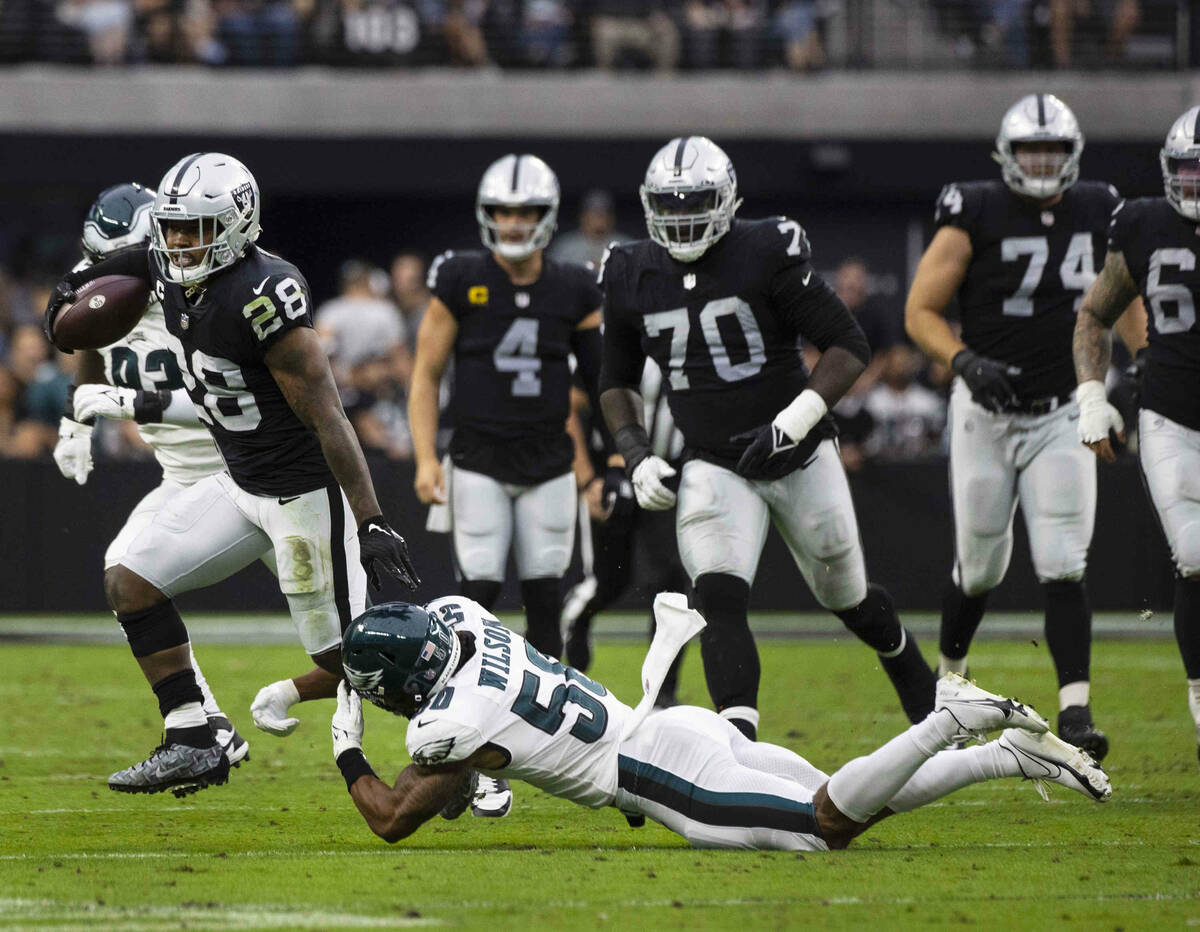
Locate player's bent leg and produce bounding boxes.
[727,728,829,791]
[694,573,759,739]
[451,468,514,597]
[514,472,576,658]
[938,579,989,676]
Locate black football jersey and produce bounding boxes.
[1108,196,1200,431]
[935,179,1119,402]
[430,250,602,484]
[151,245,334,496]
[601,217,857,468]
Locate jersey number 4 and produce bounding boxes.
[494,318,541,397]
[1000,234,1095,316]
[644,298,766,389]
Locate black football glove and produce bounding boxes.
[732,423,824,481]
[357,516,421,592]
[601,464,635,521]
[43,280,76,348]
[951,349,1021,413]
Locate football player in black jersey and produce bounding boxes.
[408,154,610,816]
[601,136,938,740]
[1074,105,1200,767]
[45,153,419,798]
[906,95,1147,761]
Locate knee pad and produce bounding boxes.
[117,600,189,658]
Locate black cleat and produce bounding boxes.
[208,714,250,768]
[1057,705,1110,763]
[108,741,230,798]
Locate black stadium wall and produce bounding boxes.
[1,457,1174,613]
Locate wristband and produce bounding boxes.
[1075,380,1107,407]
[336,747,377,791]
[772,389,828,444]
[614,424,652,478]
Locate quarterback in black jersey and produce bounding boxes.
[601,136,937,739]
[409,155,607,662]
[906,94,1146,761]
[1075,105,1200,766]
[45,153,419,798]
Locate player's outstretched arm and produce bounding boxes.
[904,226,972,368]
[1074,250,1140,462]
[349,763,473,843]
[408,298,458,505]
[266,327,419,590]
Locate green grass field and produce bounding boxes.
[1,621,1198,930]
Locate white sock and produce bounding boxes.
[720,706,760,730]
[163,701,208,731]
[887,743,1021,813]
[826,710,960,823]
[1187,679,1200,738]
[190,650,222,718]
[938,653,968,677]
[1059,680,1090,711]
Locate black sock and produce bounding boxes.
[152,669,215,749]
[1175,577,1200,679]
[1043,579,1091,687]
[939,580,989,660]
[727,717,757,741]
[833,583,903,653]
[521,577,564,660]
[461,579,502,611]
[695,573,759,711]
[879,629,938,723]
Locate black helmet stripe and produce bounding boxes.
[168,153,204,197]
[673,137,689,175]
[1036,94,1046,127]
[1193,111,1200,146]
[511,155,522,194]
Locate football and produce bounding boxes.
[53,275,151,351]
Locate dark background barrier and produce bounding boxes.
[1,456,1173,614]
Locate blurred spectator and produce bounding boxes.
[316,258,408,387]
[591,0,679,71]
[55,0,133,63]
[548,190,632,269]
[836,256,904,395]
[0,324,71,458]
[772,0,822,70]
[682,0,764,69]
[310,0,427,65]
[442,0,490,65]
[981,0,1031,67]
[212,0,303,65]
[132,0,223,63]
[519,0,573,66]
[1050,0,1139,67]
[390,251,431,350]
[863,344,946,461]
[340,352,414,458]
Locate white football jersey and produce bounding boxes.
[407,597,631,809]
[72,259,224,485]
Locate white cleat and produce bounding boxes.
[997,728,1112,802]
[935,673,1049,743]
[471,775,513,818]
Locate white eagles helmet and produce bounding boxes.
[150,152,262,286]
[1161,106,1200,222]
[476,154,560,261]
[994,94,1084,200]
[81,182,156,263]
[640,136,742,263]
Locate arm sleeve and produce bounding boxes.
[597,253,647,393]
[771,264,870,364]
[63,245,152,289]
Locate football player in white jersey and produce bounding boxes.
[327,596,1110,851]
[52,182,252,765]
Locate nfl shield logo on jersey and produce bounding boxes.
[515,292,530,308]
[683,273,696,290]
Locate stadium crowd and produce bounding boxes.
[0,188,960,469]
[0,0,1174,70]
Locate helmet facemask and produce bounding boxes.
[640,184,738,263]
[1162,153,1200,222]
[997,138,1081,200]
[477,203,557,261]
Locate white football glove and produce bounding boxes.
[250,679,301,736]
[631,455,677,511]
[74,384,138,422]
[1076,380,1124,445]
[53,417,93,486]
[331,680,365,759]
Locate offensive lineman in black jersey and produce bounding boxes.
[408,154,609,816]
[601,136,937,740]
[1074,105,1200,766]
[45,153,419,797]
[906,95,1146,761]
